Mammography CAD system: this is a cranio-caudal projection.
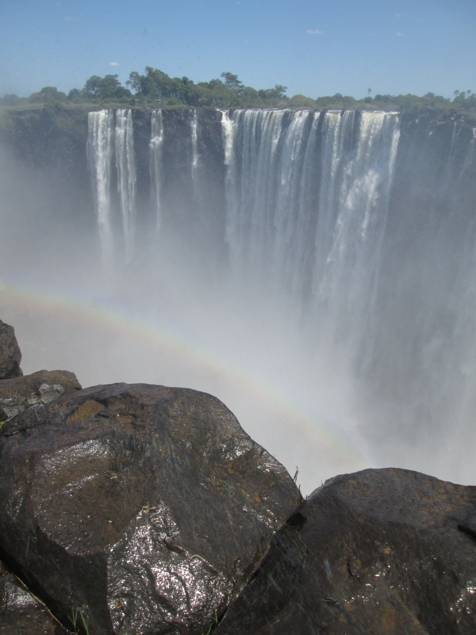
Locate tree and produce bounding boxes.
[258,85,288,103]
[82,75,131,101]
[30,86,67,103]
[289,94,317,108]
[67,88,82,102]
[15,64,475,113]
[127,67,178,101]
[0,94,21,105]
[127,71,143,95]
[221,72,243,90]
[207,78,224,89]
[272,84,288,99]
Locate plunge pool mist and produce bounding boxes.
[1,106,476,493]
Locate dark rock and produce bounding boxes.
[0,320,22,380]
[0,560,67,634]
[459,512,476,539]
[216,468,476,635]
[0,383,301,634]
[0,370,81,423]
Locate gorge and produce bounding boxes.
[1,106,476,491]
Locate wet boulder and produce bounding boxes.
[0,383,301,634]
[0,560,67,635]
[0,370,81,423]
[216,468,476,635]
[0,320,22,380]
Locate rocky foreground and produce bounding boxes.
[0,320,475,634]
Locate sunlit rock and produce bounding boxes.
[0,370,81,423]
[0,320,22,380]
[216,469,476,634]
[0,382,301,634]
[0,560,67,634]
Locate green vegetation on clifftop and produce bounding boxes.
[1,67,476,116]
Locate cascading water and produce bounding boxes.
[3,102,476,492]
[88,109,137,265]
[83,106,476,485]
[87,110,114,267]
[150,109,165,231]
[190,108,199,188]
[312,111,401,356]
[222,109,288,277]
[115,109,137,262]
[217,108,403,417]
[220,109,400,317]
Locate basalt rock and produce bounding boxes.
[0,320,22,380]
[216,468,476,635]
[0,382,301,634]
[0,561,67,635]
[0,370,81,423]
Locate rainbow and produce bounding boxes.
[0,281,367,481]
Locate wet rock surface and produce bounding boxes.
[0,561,67,634]
[0,370,81,423]
[0,320,22,380]
[1,317,476,634]
[0,382,301,634]
[216,469,476,635]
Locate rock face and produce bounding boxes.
[0,369,81,422]
[216,469,476,635]
[0,383,301,634]
[0,320,22,380]
[0,561,66,634]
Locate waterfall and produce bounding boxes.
[150,109,165,231]
[220,109,238,259]
[313,111,401,352]
[271,109,318,297]
[222,109,289,275]
[61,105,476,482]
[115,109,137,262]
[220,109,234,167]
[217,107,405,396]
[191,108,199,187]
[460,126,476,180]
[87,110,114,268]
[6,102,476,490]
[88,109,138,265]
[220,109,401,318]
[88,107,401,307]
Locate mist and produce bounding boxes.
[1,107,475,493]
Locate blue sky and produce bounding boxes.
[1,0,475,98]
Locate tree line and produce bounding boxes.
[1,66,475,113]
